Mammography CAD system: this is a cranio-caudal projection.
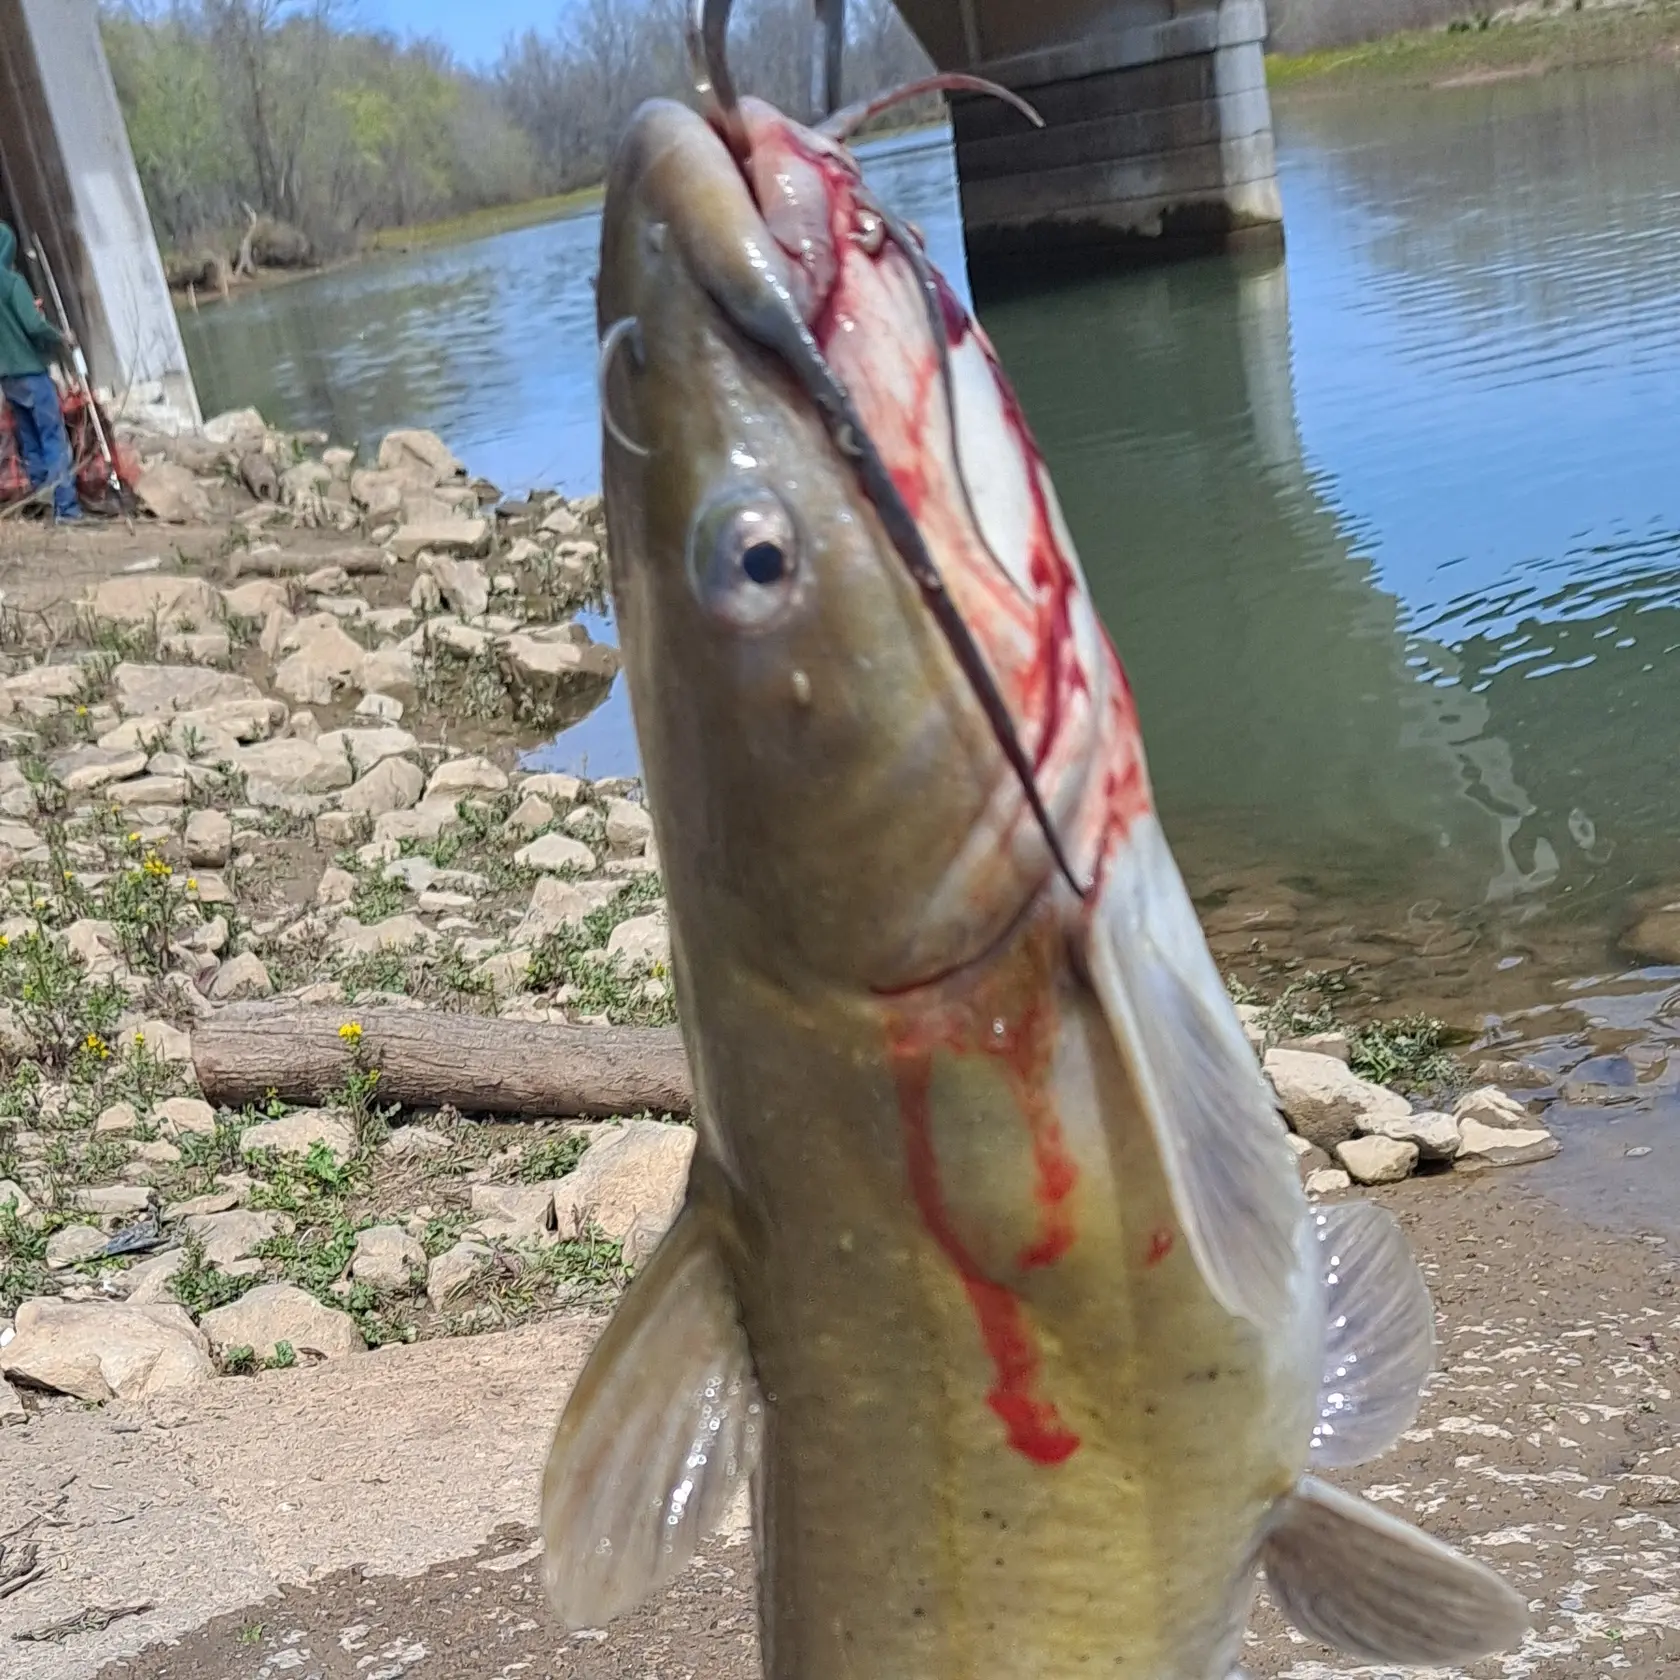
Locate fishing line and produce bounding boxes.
[701,263,1090,902]
[685,0,1086,898]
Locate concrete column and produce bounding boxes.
[0,0,200,429]
[898,0,1282,285]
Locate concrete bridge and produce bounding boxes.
[893,0,1281,283]
[0,0,199,431]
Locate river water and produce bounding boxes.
[179,62,1680,1230]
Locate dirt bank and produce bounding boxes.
[1269,0,1680,96]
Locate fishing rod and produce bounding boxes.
[29,238,127,506]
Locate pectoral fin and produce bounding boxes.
[1083,814,1303,1327]
[540,1199,762,1629]
[1311,1201,1436,1467]
[1262,1475,1530,1663]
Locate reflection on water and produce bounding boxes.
[181,65,1680,1231]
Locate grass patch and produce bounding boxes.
[169,1233,260,1314]
[1268,1,1680,93]
[479,1230,624,1325]
[527,873,672,1027]
[1230,972,1468,1096]
[247,1141,364,1215]
[367,185,602,253]
[0,1197,51,1314]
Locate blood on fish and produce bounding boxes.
[893,1044,1081,1466]
[1144,1228,1174,1268]
[887,940,1081,1467]
[760,104,1156,882]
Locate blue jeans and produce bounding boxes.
[2,373,80,520]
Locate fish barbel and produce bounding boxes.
[541,14,1531,1676]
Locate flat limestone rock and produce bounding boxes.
[514,832,596,875]
[240,1107,356,1163]
[341,756,424,817]
[120,1249,187,1305]
[1334,1134,1419,1185]
[389,518,489,561]
[550,1119,695,1247]
[1452,1086,1534,1131]
[50,744,148,792]
[606,913,669,970]
[349,1225,426,1293]
[112,663,265,719]
[87,574,220,629]
[183,1208,291,1268]
[0,1299,213,1401]
[332,913,432,957]
[1456,1117,1560,1168]
[1371,1109,1461,1161]
[1265,1047,1411,1151]
[426,1239,493,1310]
[233,738,353,795]
[426,754,507,797]
[46,1224,109,1269]
[467,1183,556,1247]
[200,1283,364,1362]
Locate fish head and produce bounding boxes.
[599,97,1134,994]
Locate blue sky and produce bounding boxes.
[357,0,560,65]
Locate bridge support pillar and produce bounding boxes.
[0,0,201,431]
[938,0,1282,287]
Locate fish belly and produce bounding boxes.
[718,956,1318,1680]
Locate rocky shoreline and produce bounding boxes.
[0,410,1558,1427]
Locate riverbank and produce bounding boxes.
[168,119,945,312]
[365,185,604,256]
[1268,0,1680,94]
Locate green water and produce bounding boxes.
[180,62,1680,1230]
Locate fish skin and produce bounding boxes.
[545,91,1527,1679]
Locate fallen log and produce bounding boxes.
[224,549,391,580]
[192,1003,692,1119]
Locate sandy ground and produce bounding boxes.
[0,1174,1667,1680]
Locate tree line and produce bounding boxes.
[101,0,933,267]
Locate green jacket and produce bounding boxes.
[0,223,65,379]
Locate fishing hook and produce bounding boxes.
[689,0,750,163]
[599,317,650,459]
[819,73,1042,143]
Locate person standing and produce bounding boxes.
[0,221,80,522]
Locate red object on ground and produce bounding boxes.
[0,383,140,511]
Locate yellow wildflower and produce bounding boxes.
[133,1030,146,1048]
[127,831,140,843]
[338,1021,364,1046]
[187,877,198,892]
[142,853,172,878]
[83,1032,110,1059]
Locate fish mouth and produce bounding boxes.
[605,99,1095,928]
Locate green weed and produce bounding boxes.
[0,1198,50,1314]
[518,1132,588,1183]
[169,1233,259,1314]
[0,932,126,1072]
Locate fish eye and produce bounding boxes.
[687,483,804,629]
